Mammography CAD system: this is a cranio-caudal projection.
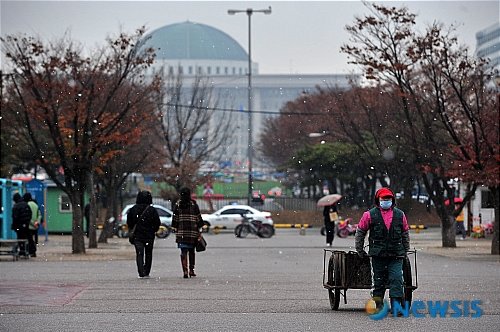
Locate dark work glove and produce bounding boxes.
[357,250,368,259]
[402,231,410,252]
[355,228,367,256]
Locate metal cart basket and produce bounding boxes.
[322,249,418,310]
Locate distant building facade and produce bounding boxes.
[143,21,355,171]
[475,22,500,69]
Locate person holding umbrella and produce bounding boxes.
[318,194,342,247]
[323,204,338,246]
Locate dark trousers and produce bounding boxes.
[456,221,466,239]
[370,256,403,299]
[325,221,335,245]
[134,239,154,277]
[28,230,37,255]
[15,229,29,254]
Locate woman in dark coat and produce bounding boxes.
[127,191,161,278]
[172,187,204,278]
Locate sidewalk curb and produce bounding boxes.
[274,224,312,228]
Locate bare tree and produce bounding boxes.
[1,29,159,253]
[157,73,233,194]
[414,24,499,253]
[341,3,460,247]
[94,107,162,245]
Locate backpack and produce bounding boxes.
[12,202,32,230]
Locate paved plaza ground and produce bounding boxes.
[0,228,499,332]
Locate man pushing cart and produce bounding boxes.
[355,187,411,313]
[323,187,416,315]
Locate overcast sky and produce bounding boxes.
[1,1,498,74]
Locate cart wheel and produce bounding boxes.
[327,255,341,310]
[402,256,412,308]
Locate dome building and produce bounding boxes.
[144,21,355,176]
[144,21,255,77]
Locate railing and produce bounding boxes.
[125,196,321,212]
[195,196,319,212]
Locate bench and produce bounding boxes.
[0,239,30,261]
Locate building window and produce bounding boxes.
[179,66,183,74]
[232,67,236,75]
[59,194,72,213]
[481,190,494,208]
[188,66,193,75]
[168,66,174,75]
[207,66,212,75]
[224,67,228,74]
[198,66,203,74]
[216,66,220,74]
[239,68,242,75]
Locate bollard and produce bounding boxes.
[299,226,306,235]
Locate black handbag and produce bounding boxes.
[128,206,150,244]
[195,235,207,252]
[128,224,137,244]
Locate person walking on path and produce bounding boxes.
[126,191,161,279]
[23,193,41,257]
[172,187,204,278]
[354,187,410,313]
[323,203,339,247]
[11,193,32,256]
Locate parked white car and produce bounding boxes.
[201,204,274,230]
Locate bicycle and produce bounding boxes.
[234,214,275,238]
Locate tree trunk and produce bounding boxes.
[98,185,117,243]
[97,219,110,243]
[71,191,86,254]
[88,171,98,249]
[490,186,499,255]
[97,204,110,243]
[109,188,118,238]
[441,214,457,248]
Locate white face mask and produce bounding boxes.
[380,200,393,210]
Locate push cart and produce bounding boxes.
[322,249,418,310]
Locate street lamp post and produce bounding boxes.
[228,6,271,205]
